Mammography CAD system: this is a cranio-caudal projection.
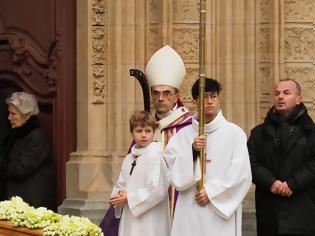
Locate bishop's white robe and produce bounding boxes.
[165,111,252,236]
[112,142,170,236]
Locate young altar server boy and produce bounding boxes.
[165,78,252,236]
[110,111,170,236]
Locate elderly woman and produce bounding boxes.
[0,92,55,210]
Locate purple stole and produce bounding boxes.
[160,111,192,145]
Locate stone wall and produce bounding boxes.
[60,1,315,232]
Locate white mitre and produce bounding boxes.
[145,45,186,89]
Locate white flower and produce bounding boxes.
[0,196,103,236]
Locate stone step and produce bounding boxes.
[242,185,257,236]
[242,207,256,236]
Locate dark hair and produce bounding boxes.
[279,79,301,95]
[129,111,157,132]
[191,78,222,99]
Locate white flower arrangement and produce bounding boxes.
[0,196,104,236]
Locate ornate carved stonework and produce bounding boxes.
[173,0,199,22]
[285,66,315,117]
[258,28,271,63]
[283,0,315,119]
[91,0,106,104]
[258,65,273,96]
[148,28,161,56]
[149,0,160,23]
[0,30,59,94]
[92,27,106,64]
[172,0,199,110]
[92,0,105,25]
[257,0,272,121]
[179,67,198,110]
[258,66,271,86]
[285,0,315,22]
[92,64,105,78]
[285,28,315,61]
[258,65,272,120]
[259,0,271,23]
[173,28,199,63]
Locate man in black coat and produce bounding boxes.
[248,79,315,236]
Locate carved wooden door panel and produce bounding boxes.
[0,0,76,208]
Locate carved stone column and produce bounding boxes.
[247,1,315,235]
[148,1,258,234]
[107,0,148,186]
[58,0,149,224]
[59,0,315,230]
[282,0,315,118]
[58,0,112,224]
[255,0,315,122]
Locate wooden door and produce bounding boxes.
[0,0,76,208]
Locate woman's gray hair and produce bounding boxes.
[6,92,39,116]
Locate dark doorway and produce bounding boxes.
[0,0,77,208]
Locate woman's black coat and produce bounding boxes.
[0,93,10,145]
[0,117,56,210]
[248,104,315,235]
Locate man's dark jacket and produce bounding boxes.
[248,103,315,235]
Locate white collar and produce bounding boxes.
[192,110,225,134]
[130,142,160,157]
[157,106,190,130]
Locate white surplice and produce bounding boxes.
[112,142,170,236]
[165,111,252,236]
